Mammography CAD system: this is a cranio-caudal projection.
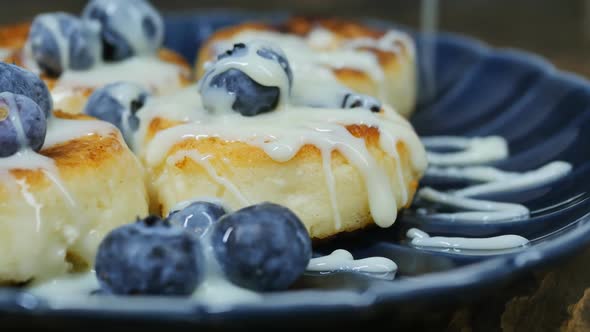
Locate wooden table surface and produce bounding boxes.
[4,1,590,330]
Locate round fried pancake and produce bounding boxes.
[195,17,417,118]
[0,112,148,284]
[146,124,421,240]
[136,89,426,240]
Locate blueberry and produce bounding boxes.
[211,202,312,291]
[200,41,292,117]
[69,20,102,71]
[29,13,102,76]
[82,0,164,61]
[0,63,52,118]
[0,92,47,157]
[95,215,204,296]
[83,82,150,148]
[216,42,247,61]
[202,68,280,117]
[342,92,381,113]
[168,201,226,239]
[256,47,293,88]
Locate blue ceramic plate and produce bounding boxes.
[2,11,590,329]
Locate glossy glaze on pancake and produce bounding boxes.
[133,84,426,240]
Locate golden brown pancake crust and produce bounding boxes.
[8,111,125,187]
[0,22,30,50]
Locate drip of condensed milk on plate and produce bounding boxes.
[407,228,529,251]
[415,135,572,223]
[307,249,397,275]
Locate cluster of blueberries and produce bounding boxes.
[95,201,312,295]
[11,0,385,159]
[0,59,146,157]
[0,0,162,156]
[0,63,53,157]
[79,41,298,148]
[76,34,385,151]
[29,0,164,76]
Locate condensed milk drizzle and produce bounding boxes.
[56,56,185,95]
[407,228,529,251]
[307,249,397,276]
[167,150,251,206]
[409,135,572,251]
[414,136,572,223]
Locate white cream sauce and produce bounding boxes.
[0,48,12,61]
[190,234,260,306]
[436,161,572,197]
[307,28,335,49]
[43,117,116,148]
[166,150,251,207]
[14,178,43,233]
[411,135,572,250]
[407,228,529,251]
[416,187,530,222]
[307,249,397,274]
[29,271,99,304]
[55,56,185,96]
[132,84,203,149]
[415,136,571,222]
[422,136,509,166]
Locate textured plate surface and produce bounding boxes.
[2,11,590,329]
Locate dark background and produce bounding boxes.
[5,0,590,76]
